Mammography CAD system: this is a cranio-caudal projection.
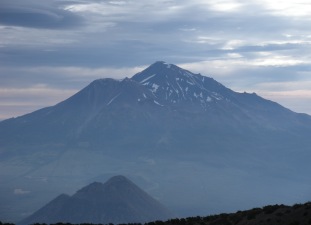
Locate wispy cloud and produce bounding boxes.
[13,188,30,195]
[0,86,77,120]
[255,0,311,17]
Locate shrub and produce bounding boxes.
[263,205,280,214]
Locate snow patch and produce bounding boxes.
[184,71,193,77]
[154,100,164,106]
[176,82,185,99]
[107,93,121,105]
[212,92,223,100]
[163,62,171,68]
[140,74,156,84]
[152,83,159,93]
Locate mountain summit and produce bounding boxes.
[18,175,174,225]
[132,61,230,107]
[1,62,311,223]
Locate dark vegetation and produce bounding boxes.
[2,202,311,225]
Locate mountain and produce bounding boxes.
[18,175,173,225]
[2,61,310,146]
[1,61,311,223]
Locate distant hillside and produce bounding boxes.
[18,176,173,225]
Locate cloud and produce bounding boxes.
[179,59,311,114]
[1,0,310,67]
[240,79,311,113]
[206,0,244,12]
[257,90,311,114]
[13,188,30,195]
[0,65,143,88]
[179,52,309,79]
[0,0,83,29]
[0,85,77,120]
[254,0,311,17]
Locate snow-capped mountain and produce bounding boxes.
[132,61,231,108]
[61,61,236,111]
[1,62,311,223]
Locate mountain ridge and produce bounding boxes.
[1,61,309,127]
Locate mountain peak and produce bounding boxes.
[74,175,137,200]
[131,61,230,108]
[19,176,174,225]
[150,61,172,69]
[75,181,105,199]
[145,61,187,73]
[105,175,131,184]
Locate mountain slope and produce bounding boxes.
[18,175,173,225]
[132,61,311,128]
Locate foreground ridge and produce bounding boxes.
[4,201,311,225]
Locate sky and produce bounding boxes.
[1,0,311,120]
